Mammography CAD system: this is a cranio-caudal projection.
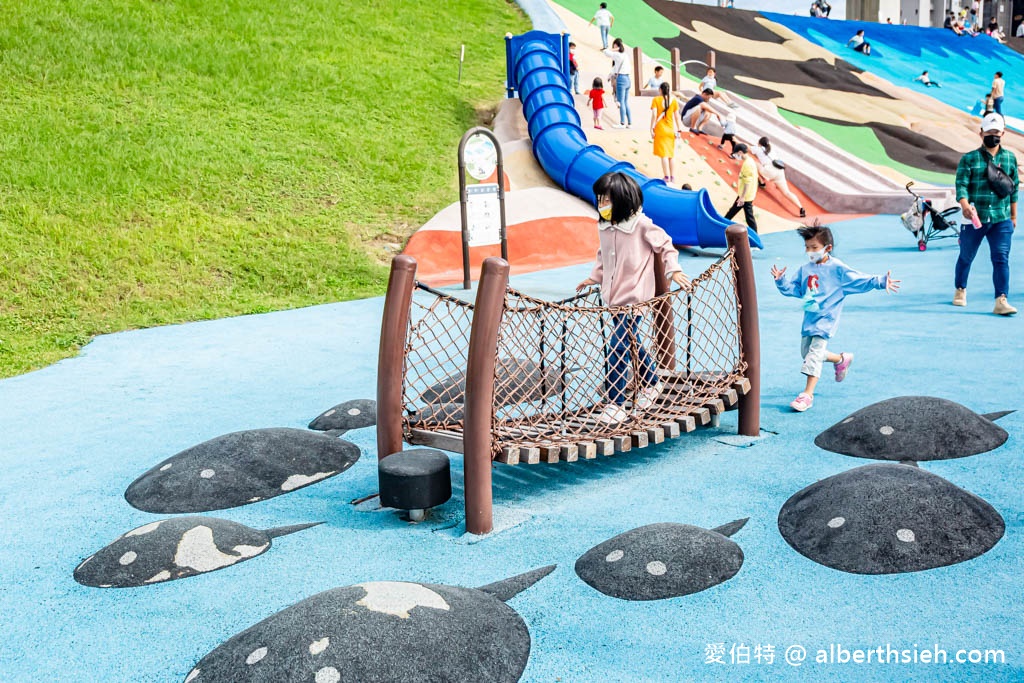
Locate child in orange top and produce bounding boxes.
[587,77,605,130]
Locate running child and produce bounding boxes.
[771,223,900,412]
[576,172,691,424]
[587,77,606,129]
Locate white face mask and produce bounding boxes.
[807,249,826,263]
[598,203,613,221]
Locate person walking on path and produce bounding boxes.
[604,38,632,129]
[953,112,1018,315]
[724,143,759,232]
[772,223,900,412]
[587,77,606,129]
[650,82,683,183]
[589,3,615,50]
[991,72,1005,115]
[751,137,806,218]
[575,172,690,424]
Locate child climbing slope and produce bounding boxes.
[577,172,691,423]
[772,223,900,412]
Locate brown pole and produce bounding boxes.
[652,255,677,370]
[632,46,643,96]
[376,255,417,460]
[670,47,680,92]
[706,50,716,70]
[725,225,760,437]
[463,257,509,535]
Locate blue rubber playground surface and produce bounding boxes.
[765,13,1024,129]
[2,215,1022,681]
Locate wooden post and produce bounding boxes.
[725,226,760,437]
[377,255,417,460]
[670,47,680,92]
[632,46,643,96]
[652,256,677,370]
[463,257,509,535]
[705,50,716,70]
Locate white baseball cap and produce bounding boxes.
[981,112,1005,133]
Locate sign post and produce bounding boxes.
[458,127,507,289]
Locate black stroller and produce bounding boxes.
[900,182,961,251]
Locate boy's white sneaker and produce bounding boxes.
[953,288,967,306]
[635,381,664,410]
[597,403,628,424]
[994,296,1017,315]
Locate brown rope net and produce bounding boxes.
[402,250,746,458]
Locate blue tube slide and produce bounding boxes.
[505,31,762,249]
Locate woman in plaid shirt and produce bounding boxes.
[954,112,1018,316]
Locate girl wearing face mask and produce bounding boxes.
[576,172,691,424]
[771,223,900,413]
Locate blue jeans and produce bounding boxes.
[600,25,610,49]
[606,315,658,405]
[570,70,580,94]
[994,96,1004,115]
[615,74,631,125]
[955,219,1013,297]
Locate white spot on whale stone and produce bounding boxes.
[99,584,112,588]
[245,647,267,665]
[126,521,163,537]
[315,667,340,683]
[605,549,624,562]
[145,570,171,583]
[896,528,916,543]
[184,669,200,683]
[160,463,173,471]
[280,471,336,491]
[355,582,450,618]
[173,526,268,572]
[324,409,336,417]
[879,425,894,436]
[119,551,138,566]
[232,544,266,558]
[646,561,667,576]
[309,638,329,655]
[827,517,846,529]
[200,469,216,479]
[347,408,361,416]
[77,555,94,570]
[842,417,854,424]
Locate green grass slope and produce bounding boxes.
[0,0,528,377]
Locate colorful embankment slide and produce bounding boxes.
[507,30,763,250]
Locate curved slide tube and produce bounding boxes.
[506,31,762,249]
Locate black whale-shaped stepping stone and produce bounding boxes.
[183,565,555,683]
[575,519,748,600]
[308,399,377,433]
[778,463,1005,574]
[74,517,318,588]
[125,428,360,513]
[418,358,573,407]
[814,396,1012,461]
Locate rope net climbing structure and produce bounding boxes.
[399,251,749,463]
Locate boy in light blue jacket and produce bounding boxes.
[771,224,900,412]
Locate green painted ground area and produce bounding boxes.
[0,0,529,378]
[777,110,955,186]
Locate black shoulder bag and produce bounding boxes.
[985,154,1015,199]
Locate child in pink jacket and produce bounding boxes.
[577,172,691,423]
